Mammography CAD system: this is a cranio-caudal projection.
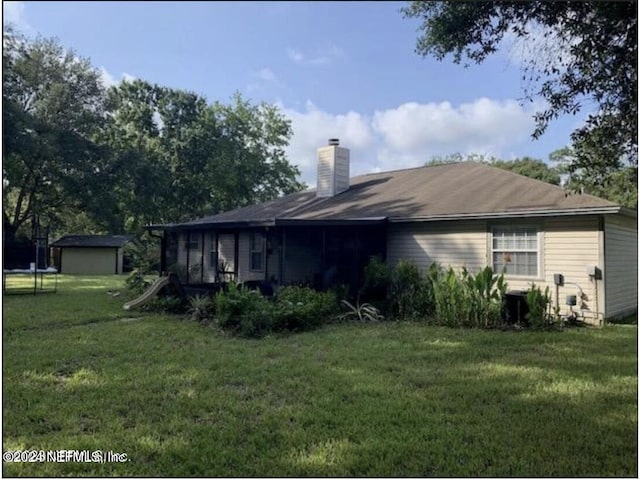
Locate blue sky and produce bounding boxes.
[4,1,584,185]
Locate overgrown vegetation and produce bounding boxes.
[2,275,637,477]
[526,284,552,329]
[214,284,339,337]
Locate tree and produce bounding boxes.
[403,1,637,203]
[490,157,560,185]
[427,153,560,185]
[2,28,110,240]
[550,147,637,208]
[103,81,303,228]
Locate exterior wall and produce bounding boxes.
[604,214,638,319]
[388,216,604,324]
[61,248,118,275]
[387,221,488,273]
[237,231,265,283]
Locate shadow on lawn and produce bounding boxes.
[3,323,637,477]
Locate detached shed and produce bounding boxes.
[50,235,134,275]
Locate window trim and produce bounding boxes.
[249,231,265,272]
[490,224,542,279]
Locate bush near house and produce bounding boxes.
[214,284,339,337]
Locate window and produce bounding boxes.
[185,234,199,251]
[250,232,265,272]
[492,226,539,277]
[209,233,218,268]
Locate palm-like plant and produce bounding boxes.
[337,299,384,322]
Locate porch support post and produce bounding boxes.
[354,227,360,290]
[200,230,205,284]
[215,231,219,283]
[280,227,286,285]
[234,231,239,282]
[185,231,191,285]
[160,231,167,274]
[264,227,269,282]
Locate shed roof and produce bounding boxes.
[50,234,134,248]
[150,162,630,230]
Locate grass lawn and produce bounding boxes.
[2,275,637,477]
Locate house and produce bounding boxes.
[146,140,637,324]
[50,235,134,275]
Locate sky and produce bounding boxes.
[3,1,586,186]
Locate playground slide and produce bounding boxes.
[123,276,173,311]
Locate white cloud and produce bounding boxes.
[287,44,345,66]
[254,67,277,83]
[280,98,536,186]
[3,1,33,34]
[99,67,137,88]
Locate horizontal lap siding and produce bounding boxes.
[387,221,487,273]
[605,215,638,318]
[388,216,603,324]
[62,248,115,275]
[507,217,601,323]
[237,231,265,283]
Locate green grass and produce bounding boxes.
[3,275,637,476]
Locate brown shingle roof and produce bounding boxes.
[50,234,134,248]
[158,162,622,229]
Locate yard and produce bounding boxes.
[2,275,637,477]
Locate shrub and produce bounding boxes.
[188,295,214,323]
[526,284,552,329]
[361,256,391,303]
[337,299,384,322]
[142,296,185,314]
[273,286,338,331]
[125,269,151,296]
[214,284,270,336]
[390,260,434,320]
[431,266,507,328]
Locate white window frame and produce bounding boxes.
[491,225,541,279]
[249,231,265,272]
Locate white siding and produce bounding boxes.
[387,221,487,273]
[506,217,602,324]
[604,214,638,319]
[388,216,604,324]
[237,231,264,282]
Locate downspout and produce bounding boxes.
[234,231,239,282]
[264,227,269,282]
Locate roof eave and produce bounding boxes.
[389,206,624,223]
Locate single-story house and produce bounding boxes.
[50,235,134,275]
[146,140,637,324]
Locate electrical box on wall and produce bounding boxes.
[586,265,602,279]
[553,273,564,286]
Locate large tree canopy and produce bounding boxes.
[403,1,637,207]
[3,27,304,241]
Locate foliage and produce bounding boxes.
[124,237,159,274]
[124,269,151,296]
[526,284,552,329]
[550,146,637,208]
[337,299,385,322]
[3,277,637,477]
[404,1,637,203]
[389,260,434,319]
[427,153,562,186]
[361,255,392,302]
[214,284,270,337]
[141,295,185,314]
[2,27,111,240]
[188,294,214,323]
[431,266,507,328]
[273,286,339,331]
[214,285,339,337]
[3,26,304,240]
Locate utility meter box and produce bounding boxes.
[586,265,602,279]
[566,295,577,306]
[553,273,564,286]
